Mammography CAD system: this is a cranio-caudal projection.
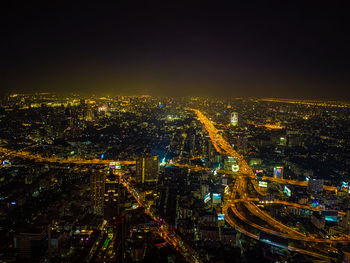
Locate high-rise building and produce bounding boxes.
[15,230,47,261]
[190,134,196,156]
[135,155,159,184]
[104,174,120,220]
[340,209,350,231]
[91,171,105,215]
[204,138,215,163]
[231,112,238,126]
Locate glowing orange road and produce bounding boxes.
[222,204,329,261]
[0,143,337,193]
[245,201,307,239]
[186,108,254,176]
[172,164,337,193]
[189,108,350,260]
[0,146,135,166]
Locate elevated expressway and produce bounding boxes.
[0,110,346,261]
[188,108,350,260]
[0,146,135,166]
[0,145,336,192]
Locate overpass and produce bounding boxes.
[188,108,350,260]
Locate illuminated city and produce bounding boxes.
[2,2,350,263]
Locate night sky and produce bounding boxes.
[1,2,350,100]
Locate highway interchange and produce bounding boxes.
[1,108,349,261]
[190,108,350,260]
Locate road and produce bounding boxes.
[0,144,337,192]
[0,146,135,165]
[120,177,201,263]
[188,108,350,260]
[0,109,347,260]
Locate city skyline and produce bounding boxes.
[1,2,350,262]
[1,94,350,262]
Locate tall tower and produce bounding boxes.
[135,155,159,184]
[90,171,105,215]
[231,112,238,126]
[104,174,121,220]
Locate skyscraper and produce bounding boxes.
[104,174,120,220]
[231,112,238,126]
[90,170,105,215]
[135,155,159,184]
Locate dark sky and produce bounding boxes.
[1,2,350,100]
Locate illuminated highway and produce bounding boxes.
[0,144,337,192]
[172,163,338,192]
[189,108,350,260]
[0,146,135,166]
[0,108,347,261]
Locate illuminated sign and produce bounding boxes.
[213,193,221,199]
[2,160,11,168]
[218,214,225,221]
[273,166,283,178]
[258,181,268,188]
[224,185,230,193]
[284,186,291,197]
[232,164,239,173]
[341,181,349,192]
[255,169,263,174]
[325,216,338,222]
[115,162,121,169]
[204,193,211,203]
[212,193,221,204]
[160,158,166,166]
[109,162,121,169]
